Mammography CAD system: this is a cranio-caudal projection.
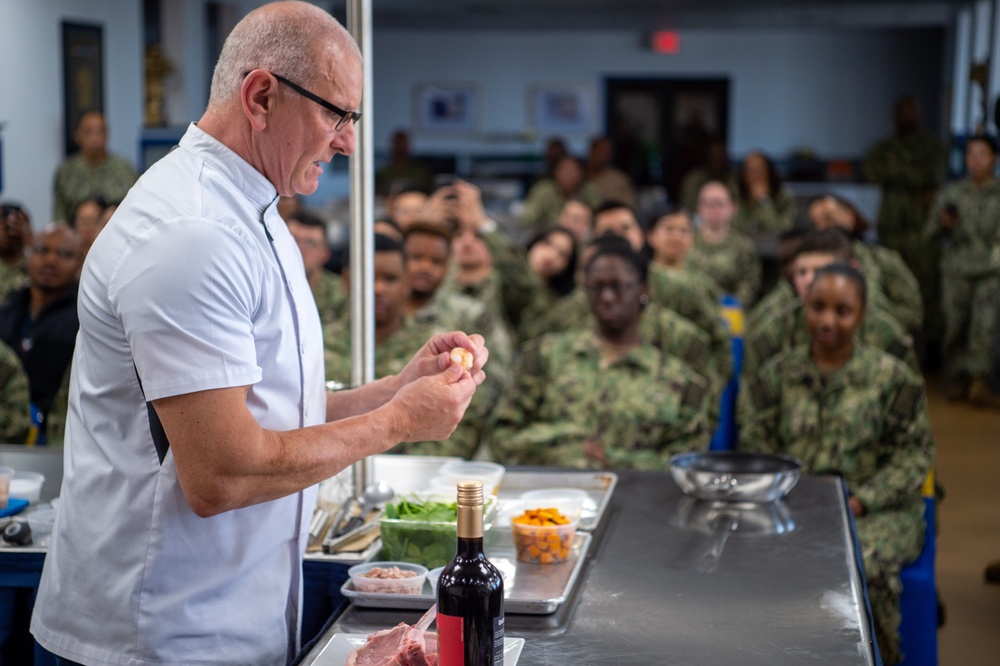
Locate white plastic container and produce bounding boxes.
[10,471,45,504]
[27,507,57,547]
[435,461,505,496]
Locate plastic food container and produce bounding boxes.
[379,495,497,569]
[435,461,505,496]
[10,471,45,504]
[348,561,429,595]
[0,466,13,510]
[427,566,445,594]
[519,488,587,521]
[27,507,57,547]
[511,511,578,565]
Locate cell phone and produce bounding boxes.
[943,203,958,216]
[433,174,459,190]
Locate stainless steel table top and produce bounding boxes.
[301,471,877,666]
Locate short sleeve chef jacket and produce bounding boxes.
[31,123,328,666]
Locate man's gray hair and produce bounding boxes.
[208,1,359,108]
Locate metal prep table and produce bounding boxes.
[299,470,879,665]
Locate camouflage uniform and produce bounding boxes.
[738,343,935,664]
[53,153,138,221]
[490,328,713,470]
[519,180,603,232]
[864,131,947,344]
[42,365,71,447]
[853,241,923,334]
[0,339,30,443]
[746,280,795,333]
[526,283,732,392]
[679,169,739,214]
[927,178,1000,380]
[731,186,797,235]
[0,259,26,304]
[312,270,347,330]
[687,230,762,307]
[742,300,919,378]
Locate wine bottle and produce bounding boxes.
[436,480,505,666]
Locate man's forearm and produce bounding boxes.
[326,373,402,422]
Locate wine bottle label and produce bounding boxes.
[492,615,505,665]
[436,613,504,665]
[437,612,464,666]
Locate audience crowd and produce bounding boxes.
[6,92,1000,664]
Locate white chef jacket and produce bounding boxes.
[31,123,327,666]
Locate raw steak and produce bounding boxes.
[345,623,438,666]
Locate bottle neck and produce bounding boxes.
[456,502,484,540]
[456,535,486,557]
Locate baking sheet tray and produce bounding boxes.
[496,471,617,532]
[310,634,524,665]
[340,532,592,615]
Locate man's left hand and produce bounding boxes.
[398,331,488,387]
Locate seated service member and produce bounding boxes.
[742,228,919,377]
[687,180,762,307]
[491,235,713,470]
[287,209,346,327]
[738,264,934,665]
[0,223,83,444]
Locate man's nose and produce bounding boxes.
[331,122,356,156]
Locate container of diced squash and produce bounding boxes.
[511,507,579,564]
[379,493,497,569]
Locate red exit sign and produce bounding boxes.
[652,31,681,54]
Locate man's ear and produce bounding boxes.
[241,70,277,132]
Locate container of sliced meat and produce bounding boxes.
[348,562,429,596]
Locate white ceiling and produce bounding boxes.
[369,0,961,31]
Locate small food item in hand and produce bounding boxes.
[449,347,473,371]
[512,507,576,564]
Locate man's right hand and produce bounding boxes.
[387,361,477,443]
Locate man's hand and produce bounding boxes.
[397,331,488,387]
[450,180,488,231]
[386,362,478,443]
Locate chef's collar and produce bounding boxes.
[179,122,279,214]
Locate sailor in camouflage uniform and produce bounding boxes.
[287,211,348,328]
[687,181,762,306]
[0,339,31,443]
[743,228,919,377]
[739,264,934,665]
[53,111,138,222]
[864,97,946,343]
[926,134,1000,402]
[808,194,924,334]
[490,237,713,470]
[0,204,30,303]
[402,224,513,453]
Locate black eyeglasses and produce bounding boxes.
[245,70,361,130]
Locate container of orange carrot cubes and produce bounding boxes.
[511,507,579,564]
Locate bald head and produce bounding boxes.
[208,1,360,110]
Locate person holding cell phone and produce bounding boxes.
[927,134,1000,405]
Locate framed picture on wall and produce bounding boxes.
[414,83,479,134]
[61,21,104,157]
[529,83,596,136]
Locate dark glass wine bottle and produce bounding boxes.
[436,480,505,666]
